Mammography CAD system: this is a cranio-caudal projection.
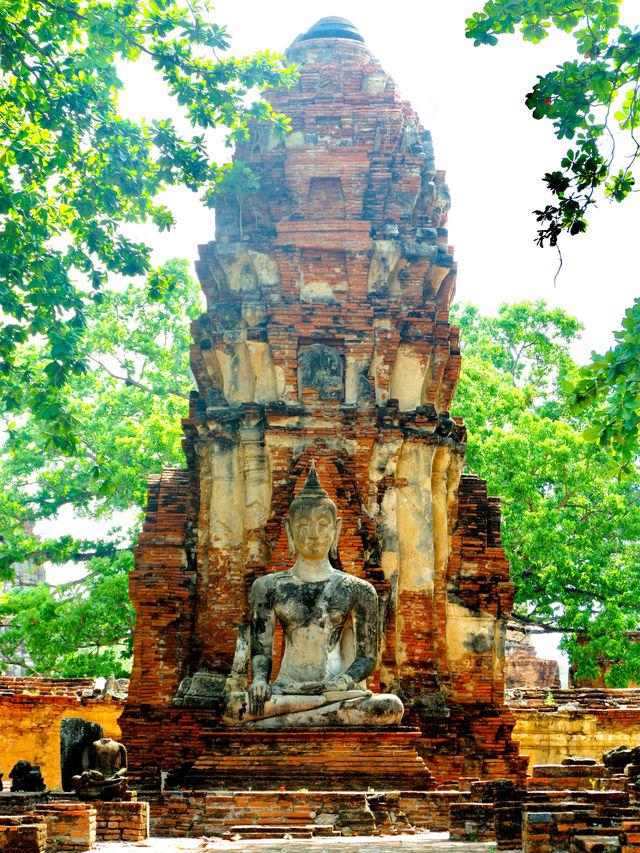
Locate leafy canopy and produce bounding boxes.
[453,301,640,686]
[466,0,640,474]
[566,298,640,477]
[0,258,200,676]
[466,1,636,246]
[0,0,295,453]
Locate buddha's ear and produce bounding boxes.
[330,517,342,560]
[284,516,296,559]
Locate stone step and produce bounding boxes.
[224,823,341,839]
[180,728,434,792]
[571,834,621,853]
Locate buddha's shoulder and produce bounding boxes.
[337,572,377,597]
[250,570,294,592]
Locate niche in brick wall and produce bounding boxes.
[300,249,348,300]
[315,116,344,143]
[298,342,344,403]
[308,177,346,220]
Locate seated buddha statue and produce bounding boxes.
[223,463,404,727]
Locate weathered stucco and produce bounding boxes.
[512,708,640,769]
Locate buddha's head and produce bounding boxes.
[285,462,342,561]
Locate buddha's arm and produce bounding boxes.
[248,576,276,714]
[340,582,378,688]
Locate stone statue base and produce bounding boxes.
[170,727,436,791]
[71,768,128,802]
[223,690,404,727]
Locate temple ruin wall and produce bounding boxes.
[512,709,640,769]
[1,677,639,784]
[0,679,123,790]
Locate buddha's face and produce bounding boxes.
[287,503,341,561]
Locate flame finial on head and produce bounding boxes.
[298,461,329,500]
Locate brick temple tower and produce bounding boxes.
[121,16,527,789]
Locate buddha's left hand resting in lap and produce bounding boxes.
[223,463,404,727]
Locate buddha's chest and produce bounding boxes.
[273,580,352,631]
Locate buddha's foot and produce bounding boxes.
[223,691,403,727]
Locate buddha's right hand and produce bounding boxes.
[248,677,272,716]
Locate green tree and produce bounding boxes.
[453,301,640,686]
[466,1,636,245]
[0,0,295,452]
[567,298,640,477]
[0,258,200,676]
[466,1,640,470]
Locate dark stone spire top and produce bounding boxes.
[296,16,365,44]
[298,461,329,500]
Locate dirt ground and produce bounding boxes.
[94,832,508,852]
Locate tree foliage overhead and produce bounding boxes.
[466,0,637,246]
[453,301,640,686]
[466,0,640,473]
[0,0,295,452]
[0,258,201,677]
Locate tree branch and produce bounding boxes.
[0,656,42,677]
[87,354,189,400]
[511,611,585,634]
[19,544,132,566]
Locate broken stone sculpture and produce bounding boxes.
[603,744,633,769]
[173,669,228,708]
[60,717,103,792]
[9,760,45,792]
[101,674,129,702]
[72,737,128,801]
[222,463,404,727]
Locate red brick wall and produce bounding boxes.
[122,29,525,787]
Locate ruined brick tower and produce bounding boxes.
[121,16,527,787]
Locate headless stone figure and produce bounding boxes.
[223,463,404,727]
[93,737,127,777]
[72,738,127,801]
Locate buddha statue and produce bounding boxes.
[71,737,128,802]
[223,463,404,727]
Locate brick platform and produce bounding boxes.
[148,789,480,838]
[32,802,95,851]
[449,803,496,842]
[0,816,47,852]
[0,793,48,815]
[95,801,148,842]
[150,790,379,838]
[528,764,629,793]
[174,727,434,791]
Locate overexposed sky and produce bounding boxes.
[119,0,640,364]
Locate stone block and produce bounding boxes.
[59,718,103,792]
